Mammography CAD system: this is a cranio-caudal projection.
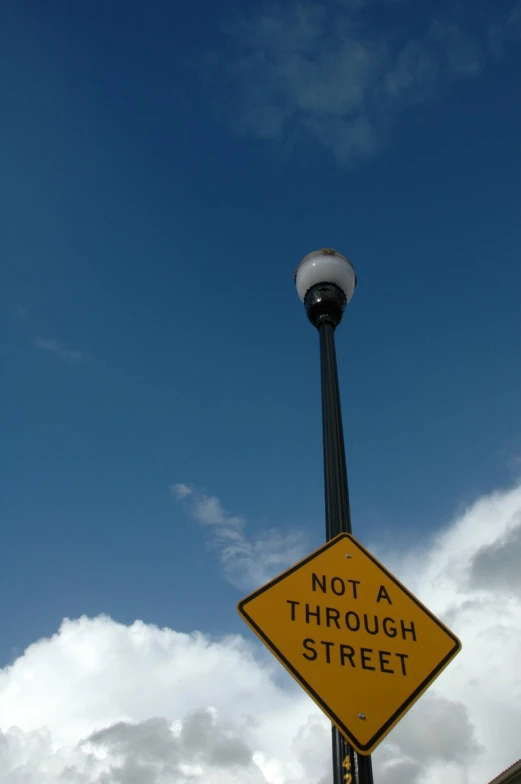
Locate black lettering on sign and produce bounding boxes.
[382,617,397,638]
[302,638,317,660]
[400,619,417,642]
[378,650,393,674]
[363,614,378,635]
[286,600,299,621]
[395,652,408,675]
[326,607,341,629]
[311,573,326,593]
[345,611,360,632]
[331,577,345,596]
[360,647,375,671]
[376,585,392,604]
[340,644,356,667]
[321,640,334,663]
[305,604,321,625]
[300,640,411,672]
[311,574,360,599]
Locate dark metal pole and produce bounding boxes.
[304,282,374,784]
[319,323,351,539]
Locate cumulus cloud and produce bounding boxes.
[172,484,308,590]
[469,516,521,592]
[205,0,521,166]
[374,482,521,784]
[2,481,521,782]
[0,616,314,783]
[34,338,84,364]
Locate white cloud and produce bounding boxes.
[34,338,84,364]
[2,480,521,782]
[205,1,521,166]
[0,616,314,783]
[191,494,243,527]
[173,486,308,590]
[171,483,193,500]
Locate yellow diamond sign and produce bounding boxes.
[237,533,461,755]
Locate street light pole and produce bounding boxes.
[295,250,374,784]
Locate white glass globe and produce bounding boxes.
[294,249,357,303]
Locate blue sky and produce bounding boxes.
[1,2,521,780]
[2,0,521,652]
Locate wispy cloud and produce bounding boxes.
[171,484,308,589]
[34,338,84,365]
[489,0,521,55]
[206,1,519,166]
[171,483,192,500]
